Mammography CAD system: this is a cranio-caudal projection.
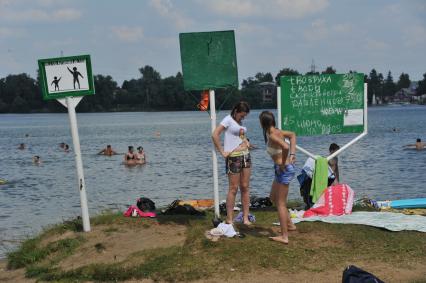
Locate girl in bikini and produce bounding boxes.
[259,111,297,244]
[135,146,146,165]
[124,146,136,166]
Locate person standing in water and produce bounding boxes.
[404,138,425,150]
[135,146,146,164]
[123,146,136,166]
[212,101,252,226]
[259,111,297,245]
[67,66,84,89]
[98,145,117,156]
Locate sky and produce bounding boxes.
[1,0,425,86]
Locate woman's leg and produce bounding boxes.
[240,167,252,224]
[270,181,290,244]
[270,180,295,230]
[226,173,240,224]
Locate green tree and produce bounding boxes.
[367,69,383,103]
[160,72,191,110]
[305,70,319,75]
[275,68,299,86]
[383,71,396,97]
[139,65,161,109]
[77,75,118,112]
[396,73,411,90]
[255,72,273,83]
[0,74,41,112]
[417,73,426,96]
[322,66,336,74]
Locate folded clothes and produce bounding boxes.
[209,223,237,238]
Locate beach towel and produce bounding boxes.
[304,183,354,218]
[291,211,426,232]
[310,156,329,203]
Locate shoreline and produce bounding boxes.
[1,209,426,282]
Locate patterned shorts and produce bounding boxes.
[226,153,251,174]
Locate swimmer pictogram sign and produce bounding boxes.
[38,54,95,100]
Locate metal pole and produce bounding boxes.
[209,90,220,219]
[279,85,317,159]
[327,83,368,161]
[66,97,91,232]
[364,83,368,134]
[277,86,281,130]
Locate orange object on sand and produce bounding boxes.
[178,199,214,209]
[197,90,209,111]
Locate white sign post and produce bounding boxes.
[57,97,91,232]
[38,55,95,232]
[209,90,220,218]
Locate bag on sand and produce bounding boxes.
[342,265,385,283]
[137,197,156,212]
[162,200,205,216]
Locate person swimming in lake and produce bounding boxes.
[98,145,117,156]
[32,155,42,165]
[135,146,146,165]
[404,138,425,150]
[18,143,25,150]
[124,146,136,165]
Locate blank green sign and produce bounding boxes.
[280,73,365,136]
[179,30,238,91]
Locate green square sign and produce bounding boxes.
[38,54,95,100]
[179,30,238,91]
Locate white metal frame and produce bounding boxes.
[277,83,368,161]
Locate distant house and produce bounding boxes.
[392,82,418,103]
[256,82,276,103]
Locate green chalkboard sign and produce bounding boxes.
[280,73,365,136]
[179,30,238,91]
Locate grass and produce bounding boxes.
[5,205,426,282]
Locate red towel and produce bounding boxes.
[303,184,354,218]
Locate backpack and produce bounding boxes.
[342,265,385,283]
[136,197,156,212]
[162,200,205,216]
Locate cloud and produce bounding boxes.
[303,20,353,41]
[0,27,26,38]
[111,26,144,42]
[0,7,82,22]
[202,0,329,19]
[383,3,402,15]
[364,38,389,51]
[403,25,426,47]
[237,23,269,36]
[149,0,192,29]
[304,19,328,40]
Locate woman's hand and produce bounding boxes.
[222,151,230,158]
[289,154,296,164]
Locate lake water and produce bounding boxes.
[0,105,425,258]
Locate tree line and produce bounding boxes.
[0,65,425,113]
